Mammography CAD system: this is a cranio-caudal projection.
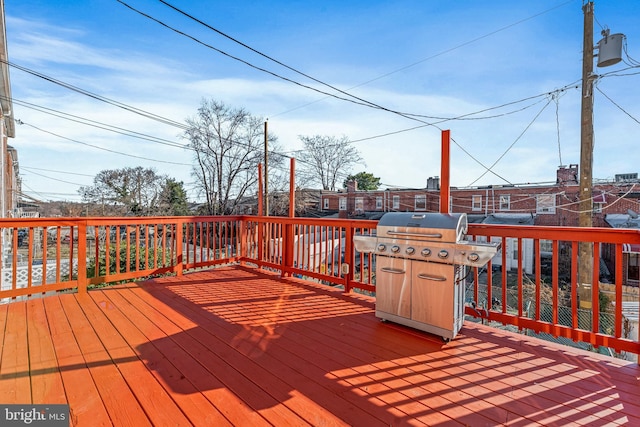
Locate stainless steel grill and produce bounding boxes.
[353,212,500,341]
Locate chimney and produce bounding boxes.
[557,164,578,186]
[346,180,358,193]
[427,176,440,190]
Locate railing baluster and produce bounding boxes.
[534,239,541,322]
[593,242,601,340]
[517,238,524,323]
[552,240,559,327]
[614,243,623,338]
[571,241,579,331]
[501,236,507,315]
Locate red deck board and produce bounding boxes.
[0,302,7,359]
[122,281,311,427]
[77,292,197,427]
[143,275,389,426]
[58,294,152,426]
[25,298,66,405]
[0,302,30,403]
[122,289,274,427]
[0,265,637,426]
[42,295,112,426]
[106,285,272,426]
[92,287,234,427]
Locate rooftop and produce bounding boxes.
[3,265,638,426]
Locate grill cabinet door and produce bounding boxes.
[375,256,411,319]
[411,262,459,331]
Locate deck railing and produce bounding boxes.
[466,223,640,358]
[1,215,639,359]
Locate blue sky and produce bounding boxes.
[5,0,640,202]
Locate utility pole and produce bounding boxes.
[264,120,269,216]
[578,0,594,310]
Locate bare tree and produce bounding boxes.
[297,135,363,191]
[184,99,282,215]
[79,167,167,216]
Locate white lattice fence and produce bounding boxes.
[1,260,78,291]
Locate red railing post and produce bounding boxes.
[344,224,354,293]
[282,220,294,277]
[279,159,298,277]
[77,220,88,294]
[239,217,247,262]
[440,129,451,214]
[257,164,264,262]
[175,219,184,277]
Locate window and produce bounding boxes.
[355,197,363,213]
[593,202,604,213]
[472,195,482,211]
[415,195,426,210]
[339,197,346,211]
[376,196,383,210]
[499,195,510,211]
[393,196,400,210]
[536,194,556,214]
[323,198,329,209]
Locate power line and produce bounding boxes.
[152,0,576,122]
[13,2,624,192]
[121,0,533,128]
[21,168,89,187]
[281,93,556,155]
[553,92,563,166]
[20,166,95,177]
[116,0,386,112]
[8,4,588,186]
[119,0,592,185]
[466,96,554,186]
[20,182,60,202]
[596,86,640,125]
[11,94,293,162]
[6,96,190,150]
[3,59,189,130]
[16,120,192,166]
[355,1,577,88]
[154,0,385,113]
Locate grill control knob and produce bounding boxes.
[420,248,431,257]
[391,245,401,253]
[468,253,480,262]
[438,250,449,259]
[377,244,387,252]
[405,247,415,255]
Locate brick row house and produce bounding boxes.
[320,165,640,287]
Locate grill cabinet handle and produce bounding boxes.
[386,231,443,239]
[380,267,405,274]
[417,273,447,281]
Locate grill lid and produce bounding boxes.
[377,212,467,243]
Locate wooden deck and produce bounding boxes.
[0,265,638,426]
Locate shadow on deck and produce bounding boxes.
[1,265,638,426]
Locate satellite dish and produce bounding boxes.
[597,32,624,68]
